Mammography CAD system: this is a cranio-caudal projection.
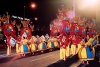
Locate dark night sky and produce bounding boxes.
[0,0,96,22]
[0,0,73,25]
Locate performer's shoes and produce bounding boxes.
[22,54,25,57]
[7,54,11,56]
[7,55,11,56]
[63,59,66,61]
[86,61,89,65]
[32,52,34,55]
[23,54,25,57]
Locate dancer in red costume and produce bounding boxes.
[70,35,77,55]
[74,23,79,36]
[79,24,86,37]
[70,22,76,36]
[2,23,16,56]
[62,20,70,35]
[60,35,66,61]
[65,36,70,57]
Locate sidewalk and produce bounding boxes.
[0,48,16,59]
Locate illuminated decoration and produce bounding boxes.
[79,24,86,36]
[12,15,17,18]
[74,23,79,33]
[2,23,16,37]
[12,15,30,21]
[20,27,32,39]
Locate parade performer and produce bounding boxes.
[78,40,95,64]
[47,37,52,49]
[47,37,54,50]
[29,36,37,55]
[65,36,70,57]
[53,37,59,48]
[77,36,83,52]
[88,27,94,38]
[7,35,16,56]
[60,35,66,61]
[7,35,12,56]
[68,35,73,56]
[2,23,16,56]
[38,37,46,53]
[62,20,70,35]
[45,34,49,42]
[70,22,76,36]
[70,35,77,55]
[74,23,79,36]
[16,35,21,53]
[20,37,28,56]
[79,24,86,37]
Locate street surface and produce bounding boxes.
[0,49,100,67]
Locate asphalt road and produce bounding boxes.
[0,50,60,67]
[0,49,100,67]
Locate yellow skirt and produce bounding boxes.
[20,45,24,53]
[16,43,21,53]
[70,44,76,55]
[54,41,59,48]
[66,45,69,57]
[78,47,95,60]
[60,48,66,60]
[47,42,52,48]
[7,45,11,56]
[29,44,36,52]
[38,43,46,50]
[77,44,81,53]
